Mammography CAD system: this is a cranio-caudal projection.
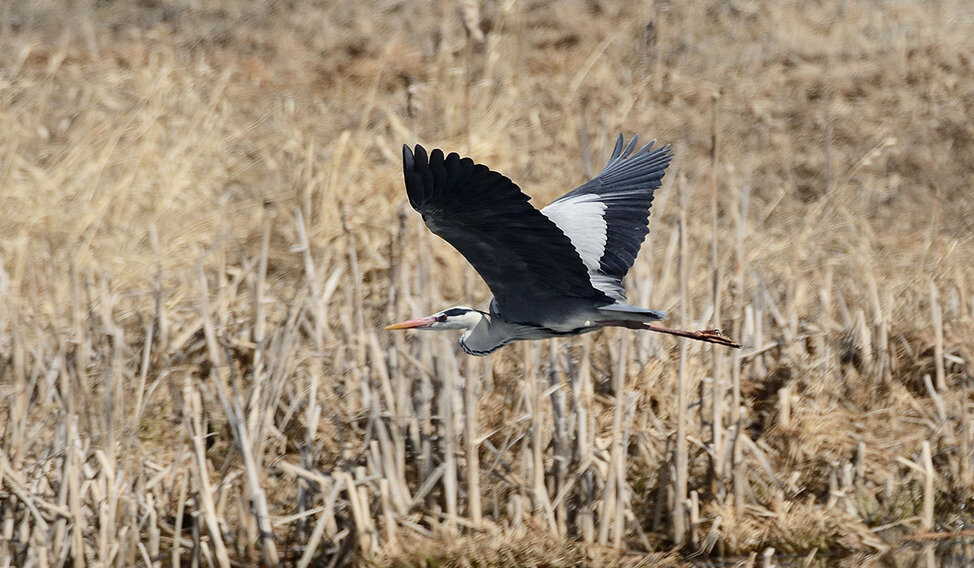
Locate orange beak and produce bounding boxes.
[385,316,438,330]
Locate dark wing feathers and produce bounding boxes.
[402,144,611,318]
[553,134,673,279]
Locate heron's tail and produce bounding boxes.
[597,304,666,322]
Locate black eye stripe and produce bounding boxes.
[441,308,468,317]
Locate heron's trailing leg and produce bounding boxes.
[598,320,741,348]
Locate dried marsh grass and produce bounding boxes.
[0,0,972,566]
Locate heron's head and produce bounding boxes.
[385,306,486,331]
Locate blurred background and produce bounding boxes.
[0,0,972,566]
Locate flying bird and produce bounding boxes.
[386,135,740,355]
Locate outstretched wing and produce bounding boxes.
[402,144,612,320]
[541,134,673,300]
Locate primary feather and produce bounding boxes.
[541,134,673,301]
[402,144,613,324]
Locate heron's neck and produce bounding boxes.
[458,313,507,356]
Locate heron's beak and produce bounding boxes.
[385,316,438,330]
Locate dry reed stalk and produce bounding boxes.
[172,471,188,568]
[183,382,231,568]
[656,227,681,325]
[930,282,946,392]
[709,92,726,500]
[214,374,280,566]
[251,218,271,439]
[730,351,745,513]
[961,376,972,488]
[921,441,935,532]
[613,336,629,547]
[66,413,86,568]
[461,0,485,43]
[94,449,116,565]
[98,276,122,465]
[924,374,947,424]
[689,490,700,548]
[379,479,400,553]
[464,359,483,526]
[342,470,373,553]
[777,386,791,428]
[146,492,161,568]
[0,451,53,535]
[294,507,330,568]
[522,343,557,533]
[2,2,972,565]
[753,301,767,378]
[731,179,749,519]
[373,401,410,515]
[300,364,323,528]
[69,260,90,399]
[134,315,154,430]
[340,202,367,373]
[856,309,873,374]
[417,223,436,485]
[867,272,890,384]
[575,337,596,544]
[437,337,460,533]
[547,343,568,537]
[52,413,71,566]
[598,335,624,546]
[199,265,279,564]
[672,211,690,545]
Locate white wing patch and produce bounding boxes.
[589,273,626,301]
[542,194,626,300]
[541,194,607,271]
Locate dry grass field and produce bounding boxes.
[1,0,973,566]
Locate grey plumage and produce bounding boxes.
[542,134,672,301]
[391,134,739,354]
[401,143,613,325]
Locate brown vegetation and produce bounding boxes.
[0,0,972,566]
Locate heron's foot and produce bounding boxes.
[641,323,741,348]
[693,329,741,348]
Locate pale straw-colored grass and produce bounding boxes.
[0,0,971,566]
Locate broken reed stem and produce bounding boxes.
[867,271,889,383]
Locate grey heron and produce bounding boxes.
[386,134,740,355]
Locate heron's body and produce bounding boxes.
[387,134,739,353]
[454,306,598,356]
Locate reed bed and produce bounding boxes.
[0,0,972,566]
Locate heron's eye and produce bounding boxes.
[437,315,448,322]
